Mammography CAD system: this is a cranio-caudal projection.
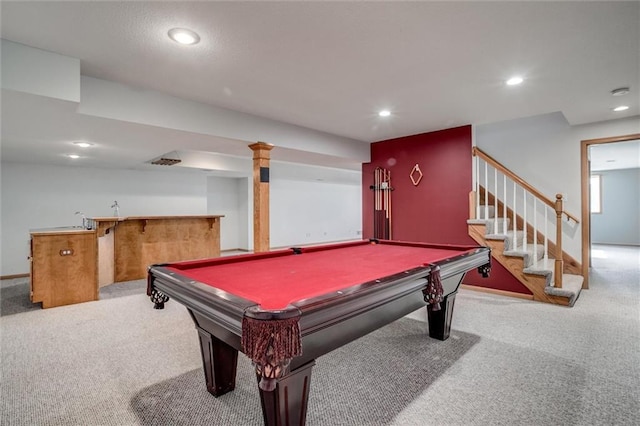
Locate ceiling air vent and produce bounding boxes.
[150,157,182,166]
[149,151,181,166]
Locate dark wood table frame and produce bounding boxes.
[147,241,490,426]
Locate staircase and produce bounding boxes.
[468,207,582,306]
[468,148,584,307]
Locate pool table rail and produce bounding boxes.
[148,266,251,338]
[147,244,491,368]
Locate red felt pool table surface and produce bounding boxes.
[166,240,473,310]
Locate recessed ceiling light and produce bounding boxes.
[506,76,524,86]
[68,154,80,159]
[611,87,630,96]
[73,141,93,148]
[379,110,391,117]
[168,28,200,45]
[613,105,629,112]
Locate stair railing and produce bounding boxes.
[471,147,579,288]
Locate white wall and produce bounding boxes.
[238,177,251,251]
[206,174,364,251]
[206,176,243,250]
[0,163,209,276]
[476,113,640,259]
[270,178,362,248]
[591,168,640,245]
[1,162,364,275]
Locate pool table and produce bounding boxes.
[147,239,491,425]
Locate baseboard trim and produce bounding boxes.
[1,273,29,280]
[223,240,364,254]
[271,239,362,250]
[461,284,534,300]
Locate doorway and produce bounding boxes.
[580,133,640,287]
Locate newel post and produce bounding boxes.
[554,194,564,288]
[469,191,477,220]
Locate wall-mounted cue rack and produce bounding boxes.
[370,167,394,239]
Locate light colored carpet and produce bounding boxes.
[1,244,638,425]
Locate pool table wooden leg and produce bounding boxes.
[197,327,238,397]
[258,360,315,426]
[426,292,457,341]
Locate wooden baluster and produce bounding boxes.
[469,191,477,220]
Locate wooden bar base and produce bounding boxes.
[29,229,98,308]
[90,215,223,284]
[426,293,457,341]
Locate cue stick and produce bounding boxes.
[385,169,390,239]
[378,168,382,238]
[382,168,386,239]
[378,167,381,238]
[380,168,384,239]
[376,168,381,239]
[373,167,379,238]
[387,170,392,240]
[379,168,383,239]
[374,168,379,238]
[373,168,376,238]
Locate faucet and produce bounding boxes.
[75,211,87,229]
[111,201,120,217]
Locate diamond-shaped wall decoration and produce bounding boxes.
[410,164,423,186]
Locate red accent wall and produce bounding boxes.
[362,125,530,295]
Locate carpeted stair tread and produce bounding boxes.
[484,233,508,241]
[545,274,583,307]
[468,217,516,236]
[523,258,556,274]
[504,244,546,267]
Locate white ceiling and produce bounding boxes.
[1,1,639,174]
[590,139,640,172]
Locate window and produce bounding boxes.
[590,174,602,214]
